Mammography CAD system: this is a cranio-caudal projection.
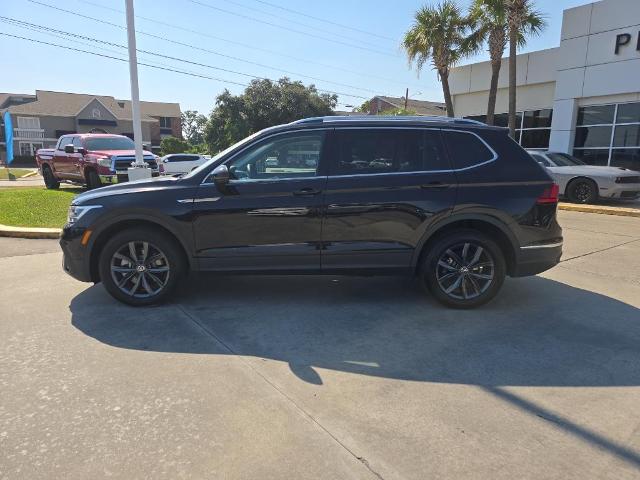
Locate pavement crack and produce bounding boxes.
[560,238,640,263]
[174,304,385,480]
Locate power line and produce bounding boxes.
[24,1,381,96]
[248,0,396,42]
[0,16,369,100]
[216,0,388,50]
[187,0,396,57]
[72,0,422,89]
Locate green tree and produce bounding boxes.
[205,78,337,152]
[181,110,207,145]
[378,108,417,116]
[506,0,545,137]
[467,0,509,125]
[353,99,372,113]
[403,1,471,117]
[160,136,191,155]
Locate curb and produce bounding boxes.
[0,224,61,239]
[21,170,39,179]
[558,203,640,218]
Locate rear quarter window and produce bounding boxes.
[443,130,495,170]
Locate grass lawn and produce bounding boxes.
[0,187,84,228]
[0,168,35,180]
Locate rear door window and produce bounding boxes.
[332,129,448,175]
[443,130,495,170]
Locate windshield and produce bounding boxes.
[85,137,135,151]
[183,130,264,179]
[547,152,586,167]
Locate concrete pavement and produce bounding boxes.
[1,210,639,480]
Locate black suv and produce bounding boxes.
[60,116,562,308]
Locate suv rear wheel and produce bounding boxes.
[98,228,185,306]
[421,230,506,308]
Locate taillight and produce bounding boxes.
[537,183,559,204]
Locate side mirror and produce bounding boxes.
[77,147,87,155]
[64,144,75,154]
[211,164,229,188]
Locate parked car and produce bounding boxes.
[60,116,562,309]
[159,154,207,175]
[36,134,159,190]
[527,150,640,203]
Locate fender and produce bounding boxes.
[410,211,519,269]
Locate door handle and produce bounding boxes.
[292,188,321,196]
[420,181,449,190]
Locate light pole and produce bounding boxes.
[125,0,151,179]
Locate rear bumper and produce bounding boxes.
[511,240,563,277]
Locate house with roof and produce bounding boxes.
[367,96,447,116]
[0,90,182,161]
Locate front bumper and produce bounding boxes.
[511,240,563,277]
[600,184,640,199]
[60,225,93,282]
[99,170,160,184]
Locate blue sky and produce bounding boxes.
[1,0,588,114]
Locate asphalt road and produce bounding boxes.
[1,210,639,480]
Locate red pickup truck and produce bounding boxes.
[36,134,159,189]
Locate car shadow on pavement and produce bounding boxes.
[70,274,640,469]
[70,274,640,389]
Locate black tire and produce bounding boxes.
[421,230,506,309]
[567,178,597,204]
[86,169,102,190]
[98,227,186,306]
[42,165,59,189]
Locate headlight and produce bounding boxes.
[97,157,113,169]
[67,205,102,225]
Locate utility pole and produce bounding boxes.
[404,88,409,111]
[125,0,150,178]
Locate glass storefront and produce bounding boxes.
[466,109,553,149]
[573,102,640,170]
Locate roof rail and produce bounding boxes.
[291,115,486,126]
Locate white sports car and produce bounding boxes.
[527,151,640,203]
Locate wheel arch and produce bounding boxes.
[88,217,193,282]
[413,215,518,276]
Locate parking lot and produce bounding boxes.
[1,210,639,480]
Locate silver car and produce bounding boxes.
[527,151,640,203]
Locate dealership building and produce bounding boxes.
[450,0,640,171]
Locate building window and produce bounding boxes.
[19,142,43,156]
[573,102,640,169]
[466,109,552,150]
[159,117,172,128]
[16,117,40,130]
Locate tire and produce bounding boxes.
[567,178,597,204]
[98,227,186,306]
[420,230,506,309]
[42,165,59,189]
[86,169,102,190]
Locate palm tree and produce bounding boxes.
[467,0,508,125]
[506,0,545,137]
[403,1,471,117]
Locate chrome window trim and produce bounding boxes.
[200,126,499,185]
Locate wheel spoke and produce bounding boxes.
[444,274,463,294]
[113,252,134,265]
[461,276,470,299]
[128,242,138,263]
[438,260,457,271]
[438,271,458,282]
[146,271,165,288]
[470,272,493,280]
[468,246,484,267]
[141,242,149,262]
[466,274,482,296]
[117,270,136,287]
[461,243,470,263]
[445,249,464,267]
[127,273,142,295]
[112,267,136,273]
[147,267,169,273]
[141,274,154,294]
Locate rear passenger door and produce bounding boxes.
[321,128,457,271]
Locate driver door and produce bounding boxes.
[192,130,328,272]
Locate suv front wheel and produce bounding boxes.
[98,228,185,306]
[421,230,506,308]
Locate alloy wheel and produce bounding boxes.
[435,242,495,300]
[575,182,592,203]
[110,241,170,298]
